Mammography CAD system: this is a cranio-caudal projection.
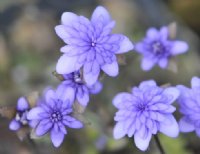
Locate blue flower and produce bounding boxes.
[27,89,83,147]
[135,26,188,71]
[57,71,102,107]
[177,77,200,136]
[9,97,30,131]
[112,80,179,151]
[55,6,134,86]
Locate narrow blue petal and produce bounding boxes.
[17,97,29,111]
[9,120,21,131]
[50,129,65,148]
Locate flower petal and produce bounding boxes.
[27,107,44,120]
[113,122,126,139]
[44,89,57,107]
[35,122,52,136]
[56,84,75,105]
[146,28,159,40]
[159,115,179,137]
[88,81,103,94]
[163,87,180,104]
[50,129,65,148]
[91,6,111,25]
[84,64,100,86]
[159,26,168,40]
[55,25,70,40]
[191,76,200,88]
[63,117,83,129]
[9,120,20,131]
[61,12,79,26]
[139,80,157,89]
[101,61,119,77]
[179,117,195,132]
[134,130,152,151]
[56,54,82,74]
[171,41,188,55]
[77,89,89,107]
[158,58,168,68]
[115,36,134,54]
[141,57,156,71]
[17,97,29,111]
[112,92,132,108]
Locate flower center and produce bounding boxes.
[137,103,146,112]
[91,42,96,47]
[50,111,62,122]
[152,41,164,55]
[73,71,82,83]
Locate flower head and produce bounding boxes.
[55,6,134,85]
[135,26,188,71]
[57,71,102,107]
[113,80,179,151]
[9,97,30,131]
[177,77,200,136]
[27,89,83,147]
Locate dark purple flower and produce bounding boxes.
[57,71,102,107]
[27,89,83,147]
[177,77,200,136]
[113,80,179,151]
[9,97,30,131]
[135,26,188,71]
[55,6,134,85]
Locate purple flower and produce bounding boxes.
[135,26,188,71]
[177,77,200,136]
[112,80,179,151]
[9,97,30,131]
[55,6,134,86]
[57,71,102,107]
[27,89,83,147]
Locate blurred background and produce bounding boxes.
[0,0,200,153]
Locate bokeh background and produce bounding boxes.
[0,0,200,154]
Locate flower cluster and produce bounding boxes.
[135,27,188,71]
[177,77,200,136]
[7,6,133,148]
[113,80,179,151]
[4,4,195,152]
[9,97,31,131]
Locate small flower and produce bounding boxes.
[177,77,200,136]
[9,97,30,131]
[55,6,134,86]
[135,26,188,71]
[113,80,179,151]
[57,71,102,107]
[27,89,83,147]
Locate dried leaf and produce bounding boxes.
[0,106,16,119]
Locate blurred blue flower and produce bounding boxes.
[9,97,30,131]
[27,89,83,147]
[57,71,102,107]
[55,6,134,86]
[135,26,188,71]
[113,80,179,151]
[177,77,200,136]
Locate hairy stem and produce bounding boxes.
[154,135,166,154]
